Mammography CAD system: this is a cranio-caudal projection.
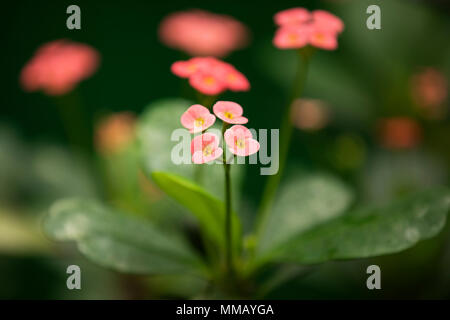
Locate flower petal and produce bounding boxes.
[228,138,259,157]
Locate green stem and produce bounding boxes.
[53,89,91,153]
[197,92,217,110]
[255,48,312,241]
[222,122,233,275]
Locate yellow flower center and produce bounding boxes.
[235,138,245,149]
[224,111,234,119]
[288,33,298,43]
[314,33,325,42]
[203,144,213,156]
[203,76,216,86]
[194,117,204,128]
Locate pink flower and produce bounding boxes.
[171,60,199,78]
[180,104,216,133]
[191,133,223,164]
[20,39,99,96]
[171,57,250,96]
[308,24,339,50]
[312,10,344,34]
[189,71,227,96]
[95,112,136,155]
[274,8,311,26]
[217,65,250,92]
[171,57,218,78]
[213,101,248,124]
[272,8,344,51]
[159,10,249,57]
[224,125,260,157]
[273,25,310,49]
[411,68,448,109]
[291,98,329,131]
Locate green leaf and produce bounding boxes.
[137,98,193,178]
[152,171,242,256]
[136,98,243,201]
[44,198,207,276]
[257,173,354,254]
[268,188,450,265]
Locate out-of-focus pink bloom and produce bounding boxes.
[291,98,329,130]
[171,57,218,78]
[191,133,223,164]
[95,112,136,155]
[189,71,227,96]
[312,10,345,33]
[273,7,344,51]
[20,39,99,96]
[171,57,250,96]
[308,25,339,50]
[224,125,260,157]
[159,9,249,57]
[274,8,311,26]
[273,25,310,49]
[377,117,422,149]
[216,65,251,92]
[181,104,216,133]
[171,60,199,78]
[213,101,248,124]
[411,68,448,111]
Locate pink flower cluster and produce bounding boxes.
[171,57,250,96]
[159,10,249,57]
[180,101,259,164]
[273,8,344,50]
[20,40,100,96]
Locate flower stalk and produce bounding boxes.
[222,122,233,276]
[255,48,313,239]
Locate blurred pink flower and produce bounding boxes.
[181,104,216,133]
[291,98,329,130]
[95,112,136,155]
[189,71,227,96]
[171,57,217,78]
[308,25,339,50]
[377,117,422,150]
[411,68,448,115]
[274,8,311,26]
[273,7,344,51]
[213,101,248,124]
[273,25,310,49]
[159,10,249,57]
[191,133,223,164]
[20,39,99,96]
[171,57,250,96]
[216,64,251,92]
[224,125,260,157]
[312,10,344,33]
